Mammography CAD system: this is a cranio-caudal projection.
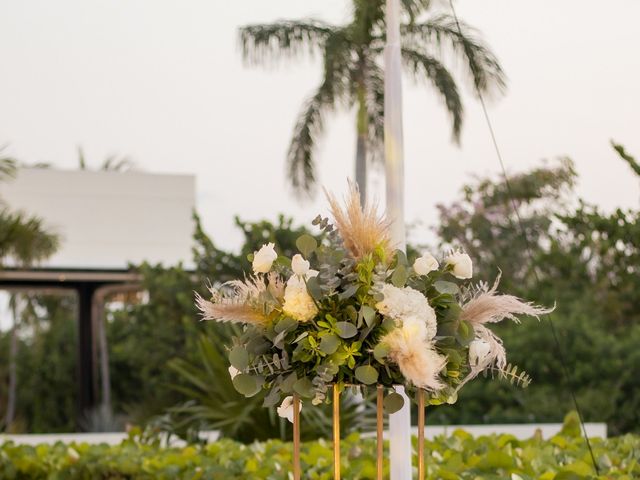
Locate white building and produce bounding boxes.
[1,168,195,269]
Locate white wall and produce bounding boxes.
[2,168,195,269]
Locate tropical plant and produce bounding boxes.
[239,1,505,200]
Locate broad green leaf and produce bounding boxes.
[229,346,248,370]
[319,334,340,355]
[232,374,259,397]
[355,365,379,385]
[296,234,317,257]
[339,284,359,300]
[360,305,376,327]
[434,280,459,295]
[455,320,475,346]
[391,264,408,287]
[335,321,358,339]
[293,377,314,398]
[383,392,405,414]
[394,249,408,266]
[274,316,298,334]
[306,276,322,300]
[373,343,389,363]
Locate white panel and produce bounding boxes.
[2,168,195,269]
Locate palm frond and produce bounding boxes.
[287,31,353,197]
[239,21,335,64]
[401,47,463,142]
[401,14,507,96]
[0,209,60,266]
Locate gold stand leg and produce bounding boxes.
[333,384,341,480]
[417,389,426,480]
[293,394,301,480]
[376,385,384,480]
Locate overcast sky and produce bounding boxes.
[1,0,638,252]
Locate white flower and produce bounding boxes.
[252,243,278,274]
[468,338,492,366]
[445,251,473,279]
[228,366,240,380]
[277,395,302,423]
[291,254,310,276]
[413,252,439,275]
[375,284,437,340]
[282,274,318,322]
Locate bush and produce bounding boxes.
[1,427,638,479]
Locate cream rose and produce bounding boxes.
[277,395,302,423]
[445,251,473,279]
[252,243,278,274]
[413,252,439,275]
[282,274,318,322]
[291,254,310,276]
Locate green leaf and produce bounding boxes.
[360,305,376,327]
[263,388,280,408]
[306,276,322,300]
[274,316,298,334]
[339,284,359,300]
[232,374,259,397]
[373,343,389,363]
[281,372,297,393]
[335,321,358,339]
[355,365,379,385]
[391,264,408,288]
[293,377,314,398]
[275,255,291,268]
[394,249,408,266]
[296,234,317,257]
[384,392,405,414]
[319,334,340,355]
[455,320,475,346]
[229,346,248,370]
[434,280,459,295]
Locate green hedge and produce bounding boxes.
[1,430,638,479]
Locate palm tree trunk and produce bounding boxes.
[355,78,368,204]
[5,294,19,428]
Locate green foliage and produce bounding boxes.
[434,145,640,435]
[1,427,639,479]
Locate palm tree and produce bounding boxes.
[1,152,60,429]
[239,0,506,201]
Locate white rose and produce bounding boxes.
[277,395,302,423]
[252,243,278,274]
[445,251,473,279]
[468,339,492,366]
[291,254,310,276]
[283,274,318,322]
[413,252,439,275]
[228,366,240,380]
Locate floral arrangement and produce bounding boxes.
[196,185,551,420]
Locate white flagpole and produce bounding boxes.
[384,0,412,479]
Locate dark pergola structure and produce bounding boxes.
[0,268,142,423]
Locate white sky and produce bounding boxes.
[1,0,639,252]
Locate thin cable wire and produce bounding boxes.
[446,0,600,474]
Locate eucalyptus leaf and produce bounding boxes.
[232,374,259,397]
[335,321,358,339]
[360,305,376,327]
[339,284,359,300]
[275,317,298,334]
[319,334,340,355]
[306,276,322,300]
[296,234,317,257]
[384,392,405,413]
[391,264,408,287]
[293,377,314,398]
[373,343,390,363]
[229,346,249,370]
[355,365,379,385]
[434,280,459,295]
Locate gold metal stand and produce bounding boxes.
[333,384,341,480]
[293,394,301,480]
[417,389,426,480]
[376,385,384,480]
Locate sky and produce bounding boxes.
[0,0,639,253]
